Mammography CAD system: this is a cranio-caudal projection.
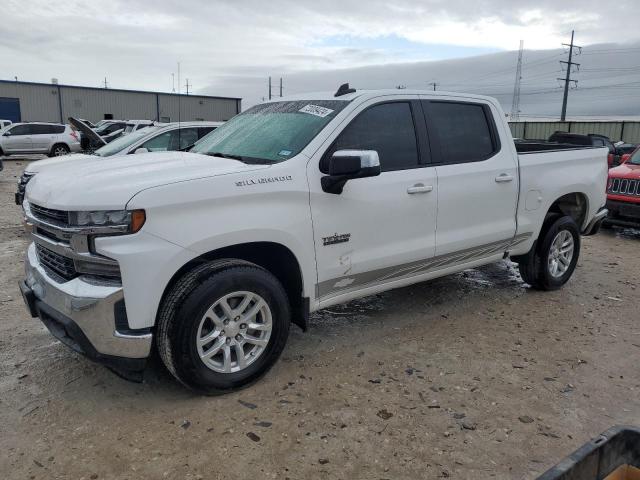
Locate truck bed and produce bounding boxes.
[515,141,604,154]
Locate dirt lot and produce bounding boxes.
[1,158,639,480]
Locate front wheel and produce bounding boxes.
[517,215,581,290]
[157,259,291,394]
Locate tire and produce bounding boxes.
[157,259,291,394]
[49,143,70,157]
[517,215,581,291]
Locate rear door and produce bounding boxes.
[421,98,518,256]
[2,124,32,152]
[31,124,61,152]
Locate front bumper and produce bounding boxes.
[604,199,640,228]
[22,243,152,379]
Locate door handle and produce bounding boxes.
[407,184,433,194]
[495,174,514,183]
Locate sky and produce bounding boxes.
[2,0,640,117]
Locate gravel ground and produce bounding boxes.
[1,158,639,480]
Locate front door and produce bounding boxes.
[308,98,438,304]
[3,124,32,152]
[421,98,519,256]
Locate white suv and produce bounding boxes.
[0,123,81,157]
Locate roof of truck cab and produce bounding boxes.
[268,89,499,104]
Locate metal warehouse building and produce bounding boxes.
[0,80,241,124]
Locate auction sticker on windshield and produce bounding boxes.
[299,104,334,118]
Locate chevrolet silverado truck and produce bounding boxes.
[19,86,608,394]
[604,145,640,228]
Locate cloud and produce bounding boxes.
[1,0,639,117]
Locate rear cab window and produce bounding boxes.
[422,100,500,164]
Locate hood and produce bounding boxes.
[26,151,268,210]
[68,117,106,146]
[609,162,640,179]
[26,153,92,174]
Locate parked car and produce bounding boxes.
[123,120,155,135]
[76,120,127,150]
[19,87,607,392]
[548,132,620,167]
[614,142,638,156]
[604,145,640,228]
[78,118,97,129]
[0,119,12,130]
[0,122,81,158]
[14,122,223,204]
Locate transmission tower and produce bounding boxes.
[510,40,524,121]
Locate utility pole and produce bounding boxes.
[185,78,191,95]
[510,40,524,121]
[428,82,438,91]
[268,76,272,100]
[558,30,581,121]
[279,77,283,97]
[171,73,175,93]
[103,77,108,89]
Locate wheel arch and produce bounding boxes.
[545,191,589,230]
[159,241,309,331]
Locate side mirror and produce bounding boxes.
[321,150,381,194]
[3,131,11,137]
[134,147,149,154]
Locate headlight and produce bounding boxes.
[69,209,146,233]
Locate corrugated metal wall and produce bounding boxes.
[510,121,640,143]
[0,81,240,124]
[157,94,239,123]
[0,83,61,122]
[61,88,158,121]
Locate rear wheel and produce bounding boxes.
[157,259,291,394]
[49,144,70,157]
[516,215,580,290]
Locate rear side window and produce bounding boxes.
[198,127,215,139]
[30,124,50,134]
[333,102,419,172]
[424,101,498,164]
[31,124,63,134]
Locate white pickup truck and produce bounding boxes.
[19,86,608,393]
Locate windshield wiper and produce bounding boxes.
[206,152,276,165]
[207,152,244,161]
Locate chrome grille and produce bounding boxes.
[30,204,70,225]
[35,244,77,280]
[609,178,640,196]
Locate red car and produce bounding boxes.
[605,146,640,228]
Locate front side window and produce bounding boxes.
[425,101,498,164]
[94,126,161,157]
[332,102,419,172]
[7,124,31,135]
[140,128,199,152]
[190,100,348,164]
